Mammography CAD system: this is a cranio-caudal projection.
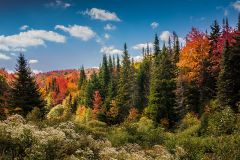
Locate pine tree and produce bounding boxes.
[116,43,132,122]
[217,18,240,112]
[146,44,177,127]
[99,54,110,99]
[136,56,151,112]
[207,20,221,98]
[153,34,160,56]
[84,72,100,107]
[10,53,45,117]
[78,65,86,89]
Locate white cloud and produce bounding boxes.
[29,59,38,64]
[0,53,11,60]
[132,43,153,50]
[55,25,96,41]
[160,31,172,42]
[46,0,71,9]
[81,8,121,21]
[104,33,110,39]
[0,29,65,52]
[100,46,122,55]
[233,1,240,11]
[151,22,159,29]
[20,25,29,31]
[32,69,42,74]
[104,24,116,31]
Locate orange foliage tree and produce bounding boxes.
[177,28,210,84]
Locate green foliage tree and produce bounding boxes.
[217,20,240,112]
[9,53,45,117]
[136,56,151,112]
[146,44,177,127]
[116,43,132,122]
[78,65,86,89]
[153,34,160,56]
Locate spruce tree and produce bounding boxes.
[153,34,160,56]
[136,56,151,112]
[10,53,45,117]
[116,43,132,122]
[217,18,240,112]
[99,54,110,99]
[78,65,86,89]
[146,44,177,127]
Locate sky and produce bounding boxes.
[0,0,239,73]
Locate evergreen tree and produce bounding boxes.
[207,20,221,98]
[146,44,177,127]
[136,56,151,112]
[116,43,132,122]
[78,65,86,89]
[153,34,160,56]
[84,72,100,107]
[217,20,240,112]
[10,53,45,117]
[99,54,110,99]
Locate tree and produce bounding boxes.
[153,34,160,56]
[146,43,177,127]
[10,53,45,117]
[176,28,210,115]
[99,54,110,99]
[206,20,221,100]
[217,19,240,112]
[116,43,132,122]
[136,56,151,112]
[0,73,9,109]
[92,91,103,119]
[78,65,86,89]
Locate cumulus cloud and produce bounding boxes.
[81,8,121,21]
[55,25,96,41]
[233,1,240,11]
[45,0,71,9]
[0,53,11,60]
[104,33,110,39]
[160,31,172,42]
[100,46,122,55]
[104,24,116,31]
[132,43,153,50]
[151,22,159,29]
[20,25,29,31]
[29,59,38,64]
[0,30,65,52]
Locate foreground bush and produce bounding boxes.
[0,115,174,160]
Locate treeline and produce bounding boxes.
[75,15,240,128]
[0,15,240,130]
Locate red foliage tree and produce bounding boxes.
[92,91,103,119]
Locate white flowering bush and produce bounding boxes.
[0,114,176,160]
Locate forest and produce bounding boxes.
[0,15,240,160]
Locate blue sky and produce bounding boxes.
[0,0,239,73]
